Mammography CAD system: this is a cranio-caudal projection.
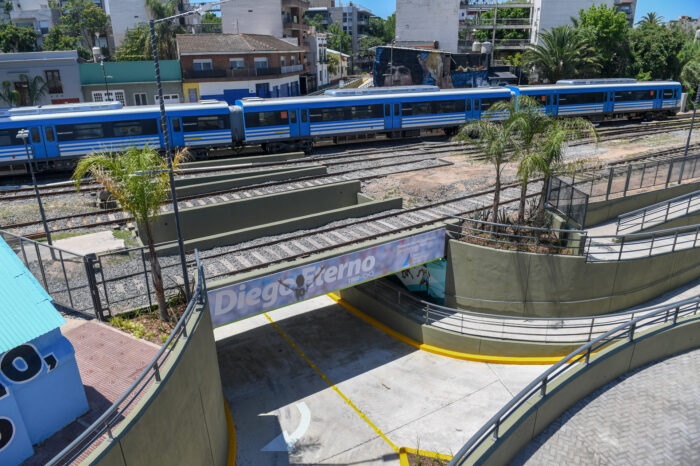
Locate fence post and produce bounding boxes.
[622,164,632,197]
[665,160,674,188]
[605,167,614,201]
[629,321,636,342]
[587,318,594,342]
[671,230,679,252]
[618,236,626,261]
[83,253,106,321]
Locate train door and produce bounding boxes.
[28,126,47,159]
[466,99,474,121]
[392,103,401,129]
[42,125,59,159]
[653,88,662,110]
[299,108,310,137]
[384,104,392,129]
[289,109,300,138]
[169,117,184,148]
[552,94,560,116]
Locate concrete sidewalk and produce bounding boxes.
[215,296,548,465]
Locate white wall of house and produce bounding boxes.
[103,0,152,47]
[0,51,82,106]
[531,0,636,43]
[221,0,283,37]
[197,75,300,97]
[396,0,459,53]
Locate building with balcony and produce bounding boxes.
[221,0,311,46]
[1,0,60,47]
[305,32,330,92]
[176,33,305,103]
[0,51,82,107]
[79,60,182,106]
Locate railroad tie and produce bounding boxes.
[305,236,324,250]
[373,220,396,231]
[197,199,206,206]
[250,250,269,264]
[184,201,194,208]
[277,243,296,257]
[252,189,265,196]
[290,241,310,252]
[219,259,236,273]
[235,255,253,268]
[327,231,348,243]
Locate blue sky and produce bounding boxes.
[352,1,699,21]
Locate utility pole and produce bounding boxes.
[17,130,52,248]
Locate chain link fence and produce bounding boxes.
[546,176,590,227]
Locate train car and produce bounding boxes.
[509,79,682,121]
[235,86,515,153]
[0,101,231,174]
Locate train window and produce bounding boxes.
[614,90,656,102]
[558,92,605,105]
[394,104,400,115]
[527,94,548,105]
[290,110,297,124]
[112,120,158,137]
[0,130,20,147]
[30,127,41,143]
[385,104,390,116]
[45,127,55,142]
[244,111,289,128]
[402,102,432,116]
[309,107,346,123]
[301,110,307,123]
[481,98,508,111]
[183,115,231,131]
[663,89,675,99]
[350,105,383,119]
[172,118,181,132]
[434,100,467,114]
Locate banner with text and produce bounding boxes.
[208,229,446,327]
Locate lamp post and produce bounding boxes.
[17,129,52,247]
[148,0,231,300]
[683,84,700,160]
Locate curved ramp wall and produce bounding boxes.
[88,302,229,466]
[444,239,700,317]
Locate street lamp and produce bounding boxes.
[17,129,52,247]
[148,0,232,300]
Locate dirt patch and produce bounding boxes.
[108,300,187,345]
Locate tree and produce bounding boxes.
[72,147,188,321]
[200,11,221,33]
[681,60,700,109]
[328,52,339,76]
[327,21,351,55]
[304,13,326,32]
[573,4,630,77]
[0,81,19,108]
[0,23,37,52]
[637,12,664,26]
[474,8,530,42]
[383,13,396,43]
[523,26,601,83]
[628,23,686,80]
[457,117,517,222]
[146,0,185,60]
[41,25,92,60]
[60,0,110,49]
[18,74,49,106]
[115,24,151,61]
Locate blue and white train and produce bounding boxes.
[0,79,682,174]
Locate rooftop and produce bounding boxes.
[176,33,304,55]
[0,237,65,353]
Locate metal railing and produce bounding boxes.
[281,63,304,74]
[462,17,531,27]
[447,295,700,466]
[547,176,589,227]
[0,229,100,317]
[359,279,699,344]
[186,22,222,34]
[46,251,207,466]
[447,215,587,256]
[494,39,530,48]
[583,223,700,262]
[616,189,700,234]
[569,151,700,202]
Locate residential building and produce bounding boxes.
[305,32,330,91]
[79,60,182,106]
[327,48,348,83]
[397,0,637,56]
[0,51,82,106]
[2,0,59,46]
[176,33,306,103]
[328,4,372,54]
[310,0,334,7]
[102,0,152,48]
[668,15,700,35]
[221,0,311,46]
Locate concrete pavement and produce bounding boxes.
[214,295,548,465]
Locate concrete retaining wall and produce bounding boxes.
[339,285,582,357]
[469,317,700,465]
[89,301,229,466]
[179,151,305,169]
[174,164,323,187]
[174,165,327,197]
[585,181,700,227]
[145,181,363,245]
[444,239,700,317]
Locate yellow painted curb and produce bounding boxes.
[399,446,453,464]
[327,293,568,365]
[224,398,236,466]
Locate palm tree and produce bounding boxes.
[146,0,185,60]
[532,118,598,225]
[523,26,601,83]
[638,12,664,26]
[19,74,49,106]
[72,146,187,321]
[456,117,517,222]
[0,81,19,107]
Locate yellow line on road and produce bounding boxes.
[263,312,400,453]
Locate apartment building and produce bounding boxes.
[176,33,306,103]
[1,0,59,46]
[221,0,311,46]
[397,0,637,56]
[0,51,82,106]
[305,3,373,56]
[305,32,330,91]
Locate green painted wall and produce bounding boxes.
[444,239,700,317]
[89,300,229,466]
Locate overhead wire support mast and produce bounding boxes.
[148,0,232,301]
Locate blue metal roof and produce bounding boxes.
[0,238,65,353]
